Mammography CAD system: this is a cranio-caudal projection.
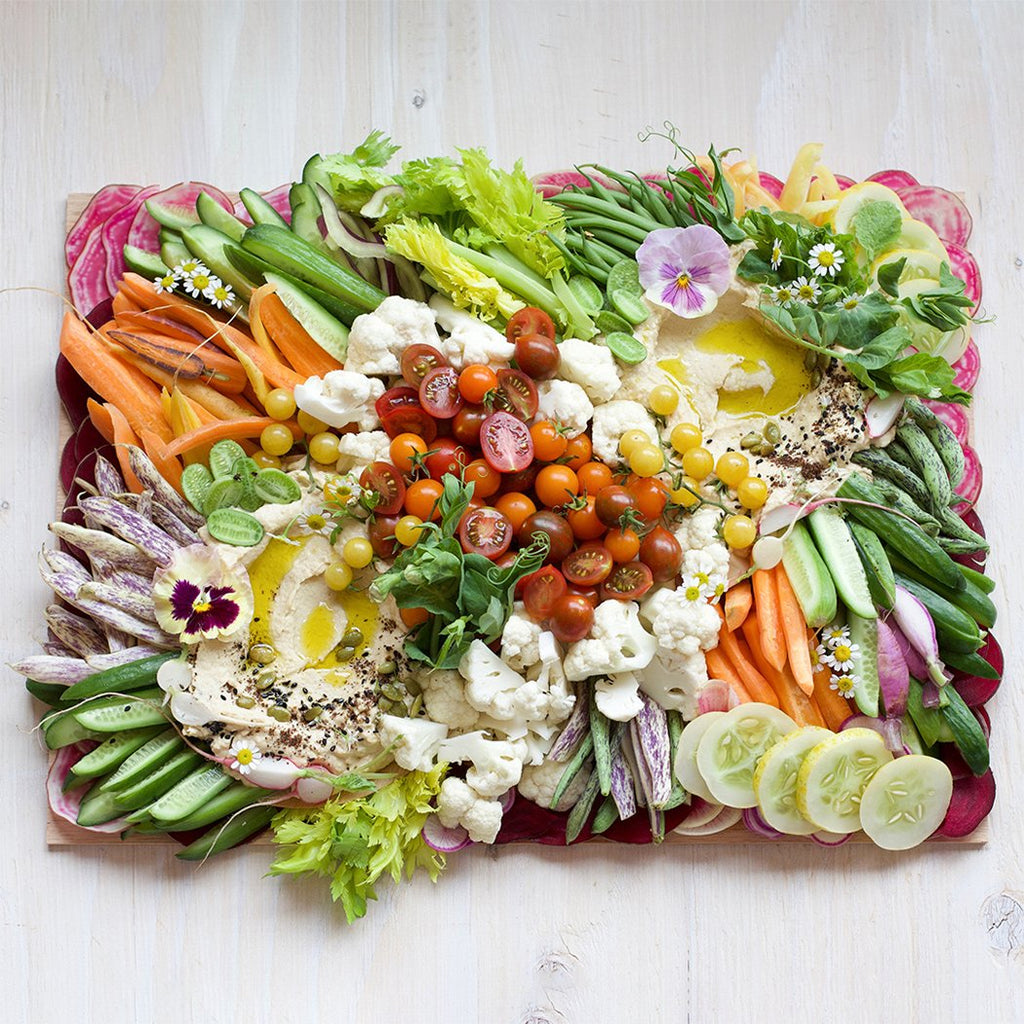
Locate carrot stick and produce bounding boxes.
[724,579,753,632]
[105,403,144,493]
[752,568,786,671]
[248,283,285,360]
[809,628,854,730]
[107,326,249,393]
[742,616,826,727]
[259,293,343,378]
[775,564,815,696]
[714,609,780,707]
[162,417,301,458]
[139,429,184,494]
[705,648,753,703]
[111,291,141,317]
[86,398,115,444]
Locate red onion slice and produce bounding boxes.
[810,830,852,847]
[741,806,784,839]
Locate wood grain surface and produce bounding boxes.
[4,3,1024,1024]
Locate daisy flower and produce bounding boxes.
[153,270,178,294]
[839,292,864,311]
[808,241,845,278]
[681,575,705,603]
[822,624,851,649]
[175,258,204,277]
[228,738,263,776]
[636,225,732,319]
[204,277,234,309]
[823,640,859,672]
[829,673,857,698]
[793,275,821,303]
[770,238,784,270]
[183,267,214,298]
[773,283,795,304]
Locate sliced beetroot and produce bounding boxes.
[955,444,983,506]
[126,182,234,254]
[531,170,599,198]
[896,185,973,247]
[973,704,992,740]
[66,184,141,268]
[47,742,131,834]
[953,508,987,572]
[757,172,784,198]
[833,174,857,191]
[67,225,111,319]
[952,338,980,392]
[924,400,970,445]
[944,242,981,313]
[936,767,995,837]
[55,352,95,429]
[101,184,162,294]
[953,671,1001,708]
[866,169,920,191]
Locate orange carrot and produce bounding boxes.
[162,416,302,459]
[724,579,753,632]
[751,568,786,671]
[86,398,115,444]
[809,629,854,730]
[714,608,780,707]
[111,291,141,317]
[775,564,815,695]
[104,403,144,492]
[742,616,826,727]
[705,648,753,703]
[139,429,184,494]
[259,293,344,378]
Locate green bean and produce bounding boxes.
[561,213,649,245]
[550,734,594,809]
[552,193,660,234]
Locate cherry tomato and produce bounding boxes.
[399,606,429,629]
[518,510,574,564]
[458,364,498,404]
[629,476,669,520]
[605,527,641,563]
[564,583,599,608]
[419,366,464,419]
[424,439,469,480]
[405,478,444,521]
[451,404,487,447]
[530,420,568,462]
[522,565,567,620]
[513,333,560,380]
[358,461,406,516]
[549,593,595,643]
[564,434,592,471]
[464,458,501,499]
[499,462,539,495]
[376,386,420,420]
[389,433,427,474]
[401,343,448,388]
[577,460,613,494]
[600,561,654,602]
[480,411,534,473]
[458,506,513,560]
[595,485,637,528]
[639,525,683,582]
[378,389,438,441]
[492,369,539,420]
[561,543,614,587]
[565,495,606,541]
[506,306,556,343]
[494,491,536,532]
[368,515,399,559]
[535,464,579,508]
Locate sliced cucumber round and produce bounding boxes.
[695,703,797,808]
[673,711,726,804]
[752,725,833,835]
[206,507,265,546]
[796,728,893,834]
[859,754,953,850]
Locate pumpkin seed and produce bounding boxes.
[378,660,396,676]
[803,350,817,370]
[403,678,422,696]
[268,706,291,723]
[764,422,781,443]
[256,672,277,691]
[248,643,276,665]
[302,705,324,723]
[409,694,423,718]
[758,442,776,457]
[811,369,823,388]
[740,432,761,450]
[342,627,364,647]
[380,683,404,702]
[335,645,357,662]
[235,695,256,709]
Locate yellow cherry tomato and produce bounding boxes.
[648,384,679,417]
[251,451,281,470]
[670,476,702,508]
[681,446,714,481]
[297,409,328,436]
[736,476,769,510]
[628,444,664,478]
[618,428,652,458]
[395,515,425,547]
[715,451,750,488]
[723,514,757,549]
[670,422,702,453]
[324,561,353,591]
[342,536,374,569]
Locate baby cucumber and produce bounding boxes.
[608,290,650,327]
[77,785,129,828]
[239,187,289,228]
[145,765,233,824]
[69,727,164,781]
[958,563,995,595]
[62,652,178,701]
[807,507,876,620]
[906,679,954,748]
[202,477,244,516]
[893,574,981,654]
[263,270,350,362]
[940,647,1000,681]
[206,507,265,546]
[43,712,102,750]
[109,749,203,810]
[781,520,837,628]
[158,781,275,832]
[605,258,643,298]
[859,755,953,850]
[939,686,990,775]
[231,456,263,512]
[71,689,167,733]
[566,274,604,315]
[849,521,896,610]
[181,224,258,301]
[26,679,71,708]
[594,310,634,336]
[100,729,184,792]
[847,613,881,717]
[196,190,247,242]
[175,805,278,861]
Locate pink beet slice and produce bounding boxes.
[834,174,856,191]
[956,445,983,506]
[531,170,600,198]
[896,184,973,246]
[66,224,111,319]
[101,183,162,295]
[757,172,784,198]
[924,400,970,444]
[126,182,234,254]
[952,338,981,392]
[65,184,141,268]
[936,768,995,837]
[944,242,982,313]
[866,169,919,191]
[259,184,293,223]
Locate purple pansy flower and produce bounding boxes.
[152,544,253,643]
[635,225,732,319]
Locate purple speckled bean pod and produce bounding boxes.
[101,627,130,653]
[78,581,157,624]
[149,501,202,546]
[127,446,206,531]
[548,683,589,762]
[85,645,163,670]
[630,692,672,808]
[92,455,127,497]
[10,655,95,685]
[608,741,638,821]
[619,731,646,808]
[78,496,179,565]
[49,522,155,577]
[41,547,91,585]
[43,641,78,658]
[45,604,109,658]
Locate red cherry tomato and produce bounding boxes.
[368,515,399,559]
[505,306,556,343]
[419,366,464,419]
[561,542,614,586]
[600,562,654,601]
[424,439,469,480]
[523,565,567,620]
[564,583,599,608]
[358,461,407,516]
[549,593,595,643]
[518,510,574,564]
[401,343,448,388]
[458,507,514,560]
[452,404,487,447]
[377,388,438,442]
[376,386,419,419]
[595,485,637,528]
[513,333,560,380]
[480,411,534,473]
[566,495,606,541]
[492,369,539,420]
[639,525,683,582]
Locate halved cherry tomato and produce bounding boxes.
[535,464,579,508]
[564,434,592,471]
[577,460,614,494]
[549,593,595,643]
[494,491,536,532]
[378,388,438,441]
[639,525,683,582]
[595,484,637,528]
[405,478,444,521]
[518,509,573,564]
[451,404,487,447]
[401,343,448,388]
[600,561,654,601]
[561,542,614,586]
[629,476,670,519]
[420,366,464,419]
[458,364,498,404]
[506,306,556,343]
[458,506,513,560]
[368,515,399,559]
[522,565,567,619]
[564,583,599,608]
[424,439,469,480]
[464,458,501,499]
[513,333,560,380]
[389,433,427,475]
[605,527,641,563]
[376,386,419,419]
[359,461,406,516]
[530,420,568,462]
[565,495,606,541]
[480,411,534,473]
[492,369,539,420]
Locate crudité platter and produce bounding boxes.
[22,131,998,923]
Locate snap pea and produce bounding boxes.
[62,652,179,701]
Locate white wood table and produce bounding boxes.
[2,3,1023,1022]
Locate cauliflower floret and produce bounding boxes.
[518,756,588,812]
[293,370,384,431]
[334,431,391,473]
[590,400,660,464]
[418,668,480,731]
[556,338,621,403]
[500,606,542,672]
[534,380,594,439]
[438,731,523,798]
[562,600,658,682]
[430,295,515,369]
[345,296,439,375]
[682,544,730,595]
[672,506,724,553]
[639,650,706,718]
[641,587,722,659]
[436,777,504,843]
[594,671,644,722]
[378,714,448,772]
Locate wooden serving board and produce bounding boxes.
[46,194,988,849]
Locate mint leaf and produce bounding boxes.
[852,200,903,259]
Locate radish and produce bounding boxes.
[741,806,783,839]
[67,224,111,318]
[924,400,970,445]
[866,169,920,191]
[66,184,141,268]
[295,774,334,804]
[698,679,739,714]
[876,617,911,752]
[498,787,516,814]
[864,392,905,438]
[973,705,992,742]
[258,184,293,224]
[422,814,472,852]
[944,242,982,313]
[101,184,162,293]
[891,585,948,688]
[952,338,981,392]
[757,172,784,198]
[955,445,983,506]
[674,796,722,830]
[936,768,995,837]
[757,502,804,536]
[895,185,973,246]
[887,617,930,680]
[126,182,234,253]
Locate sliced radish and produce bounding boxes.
[866,169,920,191]
[924,400,970,445]
[66,184,141,268]
[944,242,982,312]
[809,829,851,846]
[126,182,234,254]
[952,338,980,392]
[936,768,995,837]
[244,755,302,790]
[973,705,992,742]
[295,774,334,804]
[955,444,982,505]
[698,679,739,714]
[48,742,130,833]
[757,172,784,198]
[864,392,905,438]
[741,806,784,839]
[67,225,110,320]
[422,814,472,852]
[757,502,804,536]
[530,170,606,197]
[895,185,973,247]
[672,803,741,837]
[101,184,162,294]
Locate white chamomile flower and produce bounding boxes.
[829,673,857,698]
[175,258,203,277]
[770,238,784,270]
[154,270,177,294]
[822,624,851,649]
[681,575,705,603]
[823,640,859,671]
[773,284,795,304]
[793,275,821,303]
[692,570,725,601]
[183,268,214,298]
[810,643,828,675]
[204,277,234,309]
[840,292,864,311]
[228,738,263,776]
[808,241,845,279]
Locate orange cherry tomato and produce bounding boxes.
[494,491,536,532]
[566,495,606,541]
[605,526,641,562]
[630,476,669,519]
[576,460,614,494]
[405,478,445,521]
[389,432,427,475]
[535,464,579,508]
[564,434,592,471]
[463,458,502,499]
[529,420,568,462]
[400,606,430,629]
[458,364,499,404]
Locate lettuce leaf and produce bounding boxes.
[321,130,401,211]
